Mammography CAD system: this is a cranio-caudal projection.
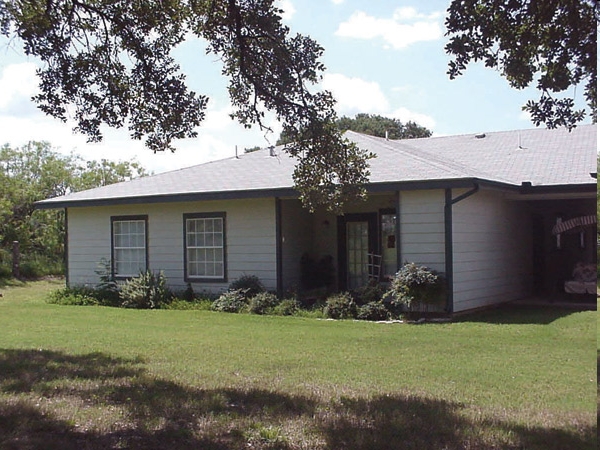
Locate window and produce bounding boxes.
[380,209,397,279]
[184,213,226,282]
[111,216,148,278]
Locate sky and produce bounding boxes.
[0,0,593,174]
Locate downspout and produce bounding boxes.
[444,183,479,314]
[64,208,69,287]
[395,191,401,271]
[275,198,283,298]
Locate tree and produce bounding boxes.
[277,114,432,145]
[0,0,369,212]
[0,142,148,265]
[336,114,432,140]
[445,0,597,130]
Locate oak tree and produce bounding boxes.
[445,0,597,129]
[0,0,370,212]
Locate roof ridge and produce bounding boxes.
[353,132,515,184]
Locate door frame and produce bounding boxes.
[337,213,378,291]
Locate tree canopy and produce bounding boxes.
[0,142,148,266]
[0,0,369,212]
[277,114,432,145]
[445,0,597,129]
[336,114,432,140]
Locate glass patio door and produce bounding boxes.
[346,221,370,290]
[338,213,378,291]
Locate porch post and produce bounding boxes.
[444,188,454,314]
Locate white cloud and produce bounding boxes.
[335,8,443,49]
[321,73,436,129]
[331,0,345,4]
[390,107,436,129]
[275,0,296,21]
[0,62,39,112]
[322,73,389,114]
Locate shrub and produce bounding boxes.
[352,281,386,305]
[47,286,98,306]
[388,262,444,310]
[19,253,64,279]
[357,301,390,321]
[324,292,357,319]
[248,292,280,315]
[120,270,172,309]
[164,298,213,310]
[212,289,247,313]
[94,259,120,306]
[228,275,265,300]
[272,298,300,316]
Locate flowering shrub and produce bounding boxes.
[388,262,444,309]
[212,289,247,313]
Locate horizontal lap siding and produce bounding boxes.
[399,190,445,273]
[452,189,532,312]
[67,198,277,293]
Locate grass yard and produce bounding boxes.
[0,280,596,449]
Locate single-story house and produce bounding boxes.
[36,125,597,313]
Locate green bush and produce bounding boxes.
[212,289,247,313]
[19,253,64,279]
[248,292,280,315]
[164,298,213,310]
[120,270,172,309]
[228,275,265,300]
[357,301,390,321]
[388,262,444,310]
[352,281,385,305]
[271,298,300,316]
[93,259,120,306]
[47,286,98,306]
[324,292,357,319]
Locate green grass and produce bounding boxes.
[0,280,596,449]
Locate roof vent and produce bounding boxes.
[269,146,276,157]
[475,133,486,139]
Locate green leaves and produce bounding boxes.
[445,0,597,129]
[0,141,148,260]
[2,0,373,211]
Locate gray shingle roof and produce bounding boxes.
[37,124,597,208]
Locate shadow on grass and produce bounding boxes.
[455,304,584,325]
[0,348,595,450]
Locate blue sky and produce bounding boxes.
[0,0,593,173]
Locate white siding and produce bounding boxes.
[67,198,277,293]
[398,190,446,272]
[452,189,532,312]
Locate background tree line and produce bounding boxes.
[277,114,432,146]
[0,142,148,278]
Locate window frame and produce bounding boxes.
[110,215,149,279]
[183,212,227,283]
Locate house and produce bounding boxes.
[36,125,597,313]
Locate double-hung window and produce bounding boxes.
[111,216,148,278]
[184,212,226,282]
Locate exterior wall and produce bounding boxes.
[67,198,277,293]
[452,189,532,312]
[398,190,446,273]
[280,199,313,292]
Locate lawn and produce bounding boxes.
[0,280,596,449]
